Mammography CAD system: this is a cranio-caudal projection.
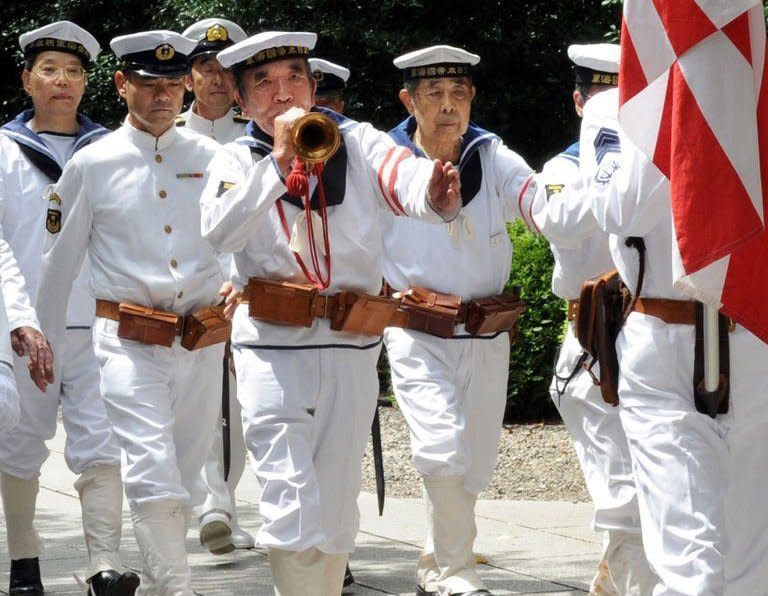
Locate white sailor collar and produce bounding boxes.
[122,116,180,151]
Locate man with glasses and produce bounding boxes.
[179,16,255,558]
[35,30,225,595]
[382,45,535,596]
[0,21,138,596]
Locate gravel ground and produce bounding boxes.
[360,405,590,502]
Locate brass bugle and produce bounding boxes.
[291,112,341,165]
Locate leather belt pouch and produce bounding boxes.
[400,287,461,338]
[117,303,180,347]
[181,306,231,350]
[329,291,399,336]
[465,292,525,335]
[575,269,623,405]
[247,278,316,327]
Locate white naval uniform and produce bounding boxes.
[178,103,250,541]
[0,288,19,433]
[538,100,653,593]
[200,109,446,556]
[177,105,247,143]
[586,89,768,596]
[0,111,126,579]
[35,120,225,508]
[381,118,532,595]
[0,112,119,480]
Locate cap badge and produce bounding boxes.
[206,24,229,42]
[155,44,175,61]
[312,70,324,84]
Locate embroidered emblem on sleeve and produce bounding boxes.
[216,181,235,197]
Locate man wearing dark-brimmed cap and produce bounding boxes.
[34,30,228,595]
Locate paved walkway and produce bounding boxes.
[0,422,601,595]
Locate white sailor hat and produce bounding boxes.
[308,58,350,95]
[393,45,479,81]
[110,31,196,78]
[567,43,620,87]
[217,31,317,71]
[19,20,100,64]
[182,18,247,61]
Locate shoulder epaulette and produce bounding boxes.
[233,114,249,124]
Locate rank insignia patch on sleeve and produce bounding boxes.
[46,209,62,234]
[217,181,235,197]
[545,184,565,200]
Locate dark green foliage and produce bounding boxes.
[505,220,565,422]
[1,0,620,166]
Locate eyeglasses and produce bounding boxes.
[31,65,86,82]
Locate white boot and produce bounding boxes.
[75,464,124,579]
[417,485,439,593]
[1,472,42,559]
[131,500,193,596]
[324,553,348,595]
[604,530,658,595]
[422,476,484,595]
[229,497,254,549]
[269,546,332,596]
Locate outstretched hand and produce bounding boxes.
[11,326,54,391]
[426,160,462,221]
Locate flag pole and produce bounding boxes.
[703,304,719,392]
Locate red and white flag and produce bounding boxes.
[619,0,768,342]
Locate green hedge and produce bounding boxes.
[505,220,564,422]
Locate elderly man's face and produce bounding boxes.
[235,58,315,136]
[401,76,475,143]
[22,51,87,118]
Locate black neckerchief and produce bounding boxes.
[0,109,109,181]
[389,116,498,207]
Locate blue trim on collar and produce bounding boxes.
[0,109,109,167]
[388,116,498,170]
[562,141,580,159]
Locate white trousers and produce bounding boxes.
[234,342,379,552]
[617,313,730,596]
[92,318,222,506]
[550,324,640,532]
[200,368,247,518]
[0,363,19,433]
[723,327,768,595]
[0,328,120,479]
[383,328,510,495]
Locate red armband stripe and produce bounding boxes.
[386,148,411,215]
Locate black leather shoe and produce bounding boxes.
[9,558,44,595]
[343,563,355,587]
[87,570,140,596]
[415,585,437,596]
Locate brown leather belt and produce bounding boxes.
[95,299,185,334]
[384,285,468,324]
[238,285,341,321]
[631,297,697,325]
[567,299,578,322]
